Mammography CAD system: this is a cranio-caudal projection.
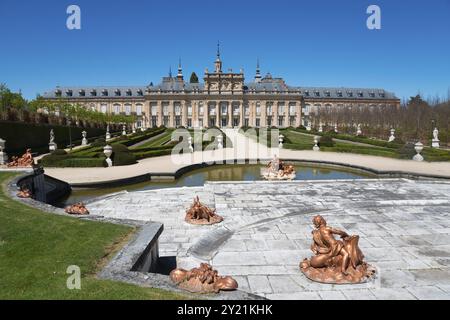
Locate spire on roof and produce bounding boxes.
[255,58,262,83]
[177,58,183,81]
[214,42,222,73]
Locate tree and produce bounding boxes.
[190,72,199,83]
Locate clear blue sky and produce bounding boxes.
[0,0,449,101]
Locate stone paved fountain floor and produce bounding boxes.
[87,179,450,300]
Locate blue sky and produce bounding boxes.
[0,0,449,101]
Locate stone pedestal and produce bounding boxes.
[432,139,440,148]
[49,142,57,152]
[0,151,7,165]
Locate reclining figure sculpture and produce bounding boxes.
[7,149,34,168]
[185,196,223,225]
[261,155,296,180]
[170,263,238,293]
[300,215,376,284]
[65,202,90,215]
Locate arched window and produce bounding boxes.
[101,104,107,114]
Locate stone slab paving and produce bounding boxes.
[87,179,450,300]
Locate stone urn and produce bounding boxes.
[81,131,88,146]
[122,125,127,136]
[413,142,424,162]
[217,134,223,149]
[279,134,284,148]
[313,136,320,152]
[318,124,323,133]
[388,128,395,142]
[356,124,362,136]
[103,145,113,167]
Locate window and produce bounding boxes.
[325,91,331,97]
[136,104,143,116]
[102,90,108,97]
[125,104,131,115]
[337,91,343,98]
[79,90,85,97]
[66,90,73,97]
[289,105,296,115]
[221,105,228,115]
[244,106,250,115]
[113,104,121,114]
[115,89,121,96]
[187,106,192,116]
[55,90,62,97]
[151,104,157,115]
[358,91,363,98]
[314,91,320,97]
[369,92,375,98]
[278,116,284,127]
[199,105,204,115]
[267,105,272,116]
[267,116,272,126]
[347,91,353,97]
[175,104,181,116]
[126,89,132,96]
[289,116,296,126]
[256,118,260,127]
[163,104,169,115]
[90,90,97,97]
[151,116,157,127]
[101,104,107,113]
[304,90,310,97]
[256,102,261,115]
[244,118,249,127]
[137,89,143,96]
[163,116,169,127]
[278,104,284,115]
[175,116,181,127]
[187,118,192,128]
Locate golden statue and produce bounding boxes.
[65,202,90,215]
[185,196,223,225]
[300,215,376,284]
[170,263,238,293]
[7,149,34,167]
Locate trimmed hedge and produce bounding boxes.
[39,155,106,168]
[111,144,136,166]
[0,120,106,155]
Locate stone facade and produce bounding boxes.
[42,48,400,129]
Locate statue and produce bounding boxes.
[261,155,296,180]
[65,202,90,215]
[170,263,238,293]
[81,131,88,146]
[300,215,376,284]
[49,129,57,151]
[185,196,223,225]
[17,186,32,199]
[7,149,34,167]
[432,128,440,148]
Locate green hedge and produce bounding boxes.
[0,120,107,155]
[39,155,106,168]
[112,144,136,166]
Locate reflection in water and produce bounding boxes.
[56,164,377,207]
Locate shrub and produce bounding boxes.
[112,144,136,166]
[318,135,335,147]
[51,149,67,156]
[91,138,106,147]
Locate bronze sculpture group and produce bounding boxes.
[65,202,90,215]
[170,263,238,293]
[300,215,376,284]
[7,149,34,168]
[185,196,223,225]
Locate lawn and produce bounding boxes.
[0,172,186,299]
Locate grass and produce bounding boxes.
[0,172,187,299]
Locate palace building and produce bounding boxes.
[42,46,400,129]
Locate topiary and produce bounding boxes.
[111,143,137,166]
[318,135,335,147]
